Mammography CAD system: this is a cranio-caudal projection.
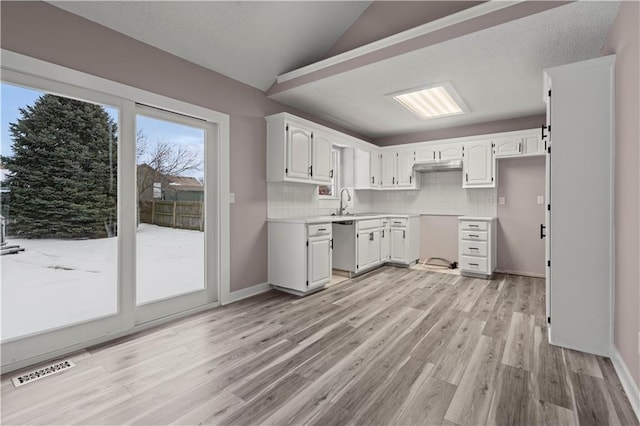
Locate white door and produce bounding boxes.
[286,124,311,179]
[353,149,371,188]
[463,140,493,187]
[396,151,415,187]
[312,133,332,183]
[381,223,390,261]
[370,152,381,187]
[524,136,545,155]
[368,230,381,266]
[308,236,332,289]
[357,231,370,271]
[390,228,406,263]
[381,152,396,187]
[493,138,523,157]
[439,143,463,161]
[415,147,437,163]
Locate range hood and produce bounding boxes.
[413,159,462,173]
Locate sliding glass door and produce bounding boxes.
[134,105,217,324]
[0,55,228,372]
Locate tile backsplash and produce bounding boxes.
[267,171,496,219]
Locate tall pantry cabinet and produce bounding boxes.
[544,55,615,356]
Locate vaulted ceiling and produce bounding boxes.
[49,1,620,139]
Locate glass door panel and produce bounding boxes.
[135,108,209,313]
[1,83,119,340]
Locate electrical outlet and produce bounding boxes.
[229,193,235,203]
[499,197,505,205]
[537,195,544,205]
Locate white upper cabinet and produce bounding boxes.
[370,151,381,188]
[352,148,372,189]
[381,152,396,187]
[396,150,416,187]
[493,137,523,158]
[524,136,545,155]
[415,146,437,163]
[311,132,333,183]
[438,143,463,161]
[462,140,494,188]
[286,124,312,180]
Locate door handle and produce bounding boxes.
[369,233,374,241]
[403,230,406,239]
[541,124,548,140]
[540,224,546,239]
[330,238,333,249]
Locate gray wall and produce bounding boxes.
[496,156,545,276]
[602,0,640,387]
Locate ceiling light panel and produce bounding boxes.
[391,83,469,120]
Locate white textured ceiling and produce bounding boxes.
[49,1,371,91]
[270,1,620,138]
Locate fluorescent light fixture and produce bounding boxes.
[390,82,469,120]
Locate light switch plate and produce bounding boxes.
[499,197,505,205]
[537,196,544,205]
[229,193,235,203]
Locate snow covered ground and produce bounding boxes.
[1,224,204,340]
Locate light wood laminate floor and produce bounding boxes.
[2,267,638,425]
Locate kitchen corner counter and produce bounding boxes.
[267,213,420,224]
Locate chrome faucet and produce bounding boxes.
[339,188,352,216]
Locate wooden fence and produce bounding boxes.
[139,200,204,231]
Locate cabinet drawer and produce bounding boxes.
[460,256,489,273]
[461,230,487,241]
[389,218,408,227]
[308,223,332,237]
[461,241,487,257]
[460,221,488,231]
[357,219,381,231]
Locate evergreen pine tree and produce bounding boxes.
[3,94,117,239]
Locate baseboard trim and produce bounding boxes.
[225,282,272,305]
[611,345,640,422]
[495,269,545,278]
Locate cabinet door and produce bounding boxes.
[357,231,370,270]
[524,136,545,155]
[493,137,523,158]
[380,223,390,261]
[370,152,381,187]
[312,133,332,183]
[368,230,381,266]
[439,143,463,161]
[463,140,494,187]
[390,228,406,263]
[396,151,415,187]
[380,152,396,187]
[353,149,371,188]
[308,237,331,289]
[415,147,437,163]
[286,124,312,179]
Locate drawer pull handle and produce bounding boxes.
[393,221,402,224]
[468,224,479,228]
[318,228,327,231]
[469,234,479,238]
[469,263,479,266]
[469,247,478,250]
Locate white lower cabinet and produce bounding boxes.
[380,219,390,262]
[458,217,496,279]
[268,221,332,295]
[332,216,420,277]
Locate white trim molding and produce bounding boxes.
[225,282,273,305]
[611,345,640,422]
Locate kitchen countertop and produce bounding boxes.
[267,213,420,224]
[458,216,496,221]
